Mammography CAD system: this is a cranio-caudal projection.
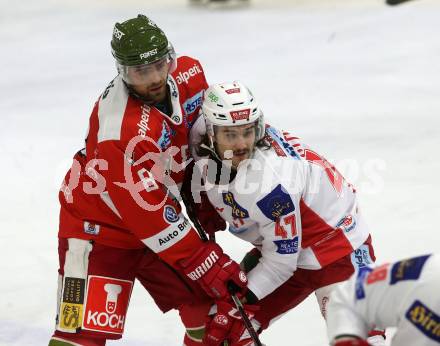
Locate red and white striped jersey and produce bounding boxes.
[59,56,208,266]
[193,123,371,299]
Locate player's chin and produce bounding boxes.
[232,155,249,168]
[155,86,167,100]
[147,88,167,104]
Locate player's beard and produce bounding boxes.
[231,149,251,168]
[143,83,168,105]
[131,81,168,105]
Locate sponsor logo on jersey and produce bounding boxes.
[184,114,196,129]
[266,126,299,159]
[222,192,249,219]
[102,79,115,100]
[273,237,299,254]
[158,218,190,247]
[390,254,430,285]
[171,114,181,123]
[406,300,440,342]
[169,77,178,98]
[164,205,179,223]
[175,63,202,85]
[351,244,373,271]
[225,87,240,94]
[183,90,204,116]
[59,277,86,331]
[157,121,172,151]
[137,105,151,137]
[337,215,357,233]
[113,27,125,40]
[320,296,330,319]
[84,222,100,235]
[139,48,158,60]
[256,184,295,221]
[82,276,133,335]
[230,109,250,121]
[186,251,220,281]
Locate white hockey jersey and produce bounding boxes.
[327,254,440,346]
[191,121,371,299]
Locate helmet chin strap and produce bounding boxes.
[201,142,223,162]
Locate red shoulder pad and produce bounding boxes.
[173,56,208,90]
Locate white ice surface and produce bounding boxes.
[0,0,439,345]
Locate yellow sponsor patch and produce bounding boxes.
[406,300,440,342]
[58,277,86,331]
[60,302,83,330]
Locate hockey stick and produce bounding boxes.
[228,286,263,346]
[181,190,263,345]
[181,192,210,242]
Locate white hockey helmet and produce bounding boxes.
[201,81,265,142]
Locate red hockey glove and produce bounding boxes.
[180,242,247,300]
[334,337,370,346]
[204,300,259,346]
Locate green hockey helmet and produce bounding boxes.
[111,14,174,66]
[111,15,176,88]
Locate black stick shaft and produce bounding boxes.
[229,292,263,346]
[181,184,262,345]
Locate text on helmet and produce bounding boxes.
[207,92,219,103]
[113,27,125,40]
[230,109,251,121]
[140,48,158,60]
[225,88,240,95]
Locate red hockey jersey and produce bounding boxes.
[59,56,208,266]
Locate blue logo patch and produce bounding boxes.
[157,121,171,151]
[390,254,430,285]
[164,205,179,223]
[351,244,374,271]
[266,126,299,159]
[223,192,249,219]
[183,90,203,116]
[406,300,440,342]
[355,266,373,300]
[256,185,295,221]
[274,237,299,254]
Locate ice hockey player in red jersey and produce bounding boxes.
[185,81,386,346]
[48,15,247,346]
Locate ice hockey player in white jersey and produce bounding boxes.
[327,253,440,346]
[184,81,386,345]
